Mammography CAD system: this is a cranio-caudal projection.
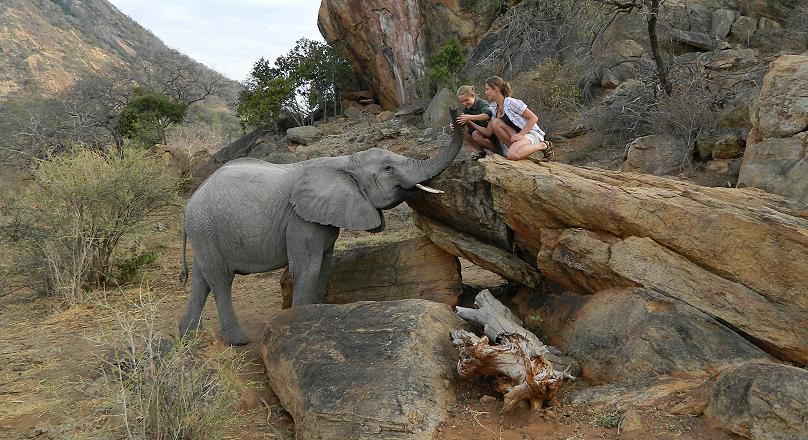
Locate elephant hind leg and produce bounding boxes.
[179,261,211,338]
[206,270,249,346]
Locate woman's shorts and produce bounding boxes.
[524,131,544,145]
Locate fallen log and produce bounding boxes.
[451,290,575,410]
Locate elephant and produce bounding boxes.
[178,109,463,345]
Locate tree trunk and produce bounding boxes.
[451,290,576,410]
[647,0,672,95]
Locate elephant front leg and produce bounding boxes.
[314,244,335,300]
[287,222,339,306]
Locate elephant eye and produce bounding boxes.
[383,164,394,174]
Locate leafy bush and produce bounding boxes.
[92,294,247,440]
[0,147,180,302]
[426,37,468,91]
[117,88,188,147]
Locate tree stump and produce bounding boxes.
[451,290,575,410]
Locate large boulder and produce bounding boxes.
[711,8,738,39]
[704,362,808,440]
[729,15,758,44]
[318,0,496,108]
[747,55,808,140]
[261,300,467,440]
[280,236,462,308]
[409,158,808,366]
[621,134,687,176]
[537,288,771,385]
[738,55,808,204]
[286,125,321,145]
[423,88,457,130]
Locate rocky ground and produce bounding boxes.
[0,112,754,440]
[0,206,740,440]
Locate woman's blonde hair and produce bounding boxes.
[456,85,476,97]
[485,76,511,97]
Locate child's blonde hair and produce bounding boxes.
[456,85,476,98]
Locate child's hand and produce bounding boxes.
[511,133,524,143]
[456,114,470,125]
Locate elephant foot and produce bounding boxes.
[220,325,249,346]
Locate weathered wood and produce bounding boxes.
[452,290,575,410]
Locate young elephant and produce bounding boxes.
[179,110,462,345]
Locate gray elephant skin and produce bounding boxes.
[179,110,462,345]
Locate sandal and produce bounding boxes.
[541,140,555,161]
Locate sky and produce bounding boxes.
[108,0,324,82]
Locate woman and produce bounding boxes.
[482,76,553,161]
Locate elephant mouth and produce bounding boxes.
[414,183,444,194]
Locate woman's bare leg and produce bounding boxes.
[506,139,549,160]
[490,119,517,147]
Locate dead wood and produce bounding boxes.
[452,290,575,410]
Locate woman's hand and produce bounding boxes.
[456,114,471,125]
[510,133,524,143]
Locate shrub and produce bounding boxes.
[92,293,247,440]
[511,60,583,133]
[427,37,468,91]
[114,250,159,285]
[0,147,180,302]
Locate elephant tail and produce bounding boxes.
[179,223,189,286]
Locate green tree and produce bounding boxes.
[237,39,355,130]
[116,88,188,147]
[427,37,468,91]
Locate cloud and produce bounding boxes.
[108,0,323,81]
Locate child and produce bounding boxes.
[454,85,502,160]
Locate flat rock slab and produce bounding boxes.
[261,300,467,440]
[281,236,462,308]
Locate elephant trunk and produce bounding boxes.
[401,108,463,187]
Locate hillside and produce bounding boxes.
[0,0,240,102]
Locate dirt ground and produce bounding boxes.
[0,116,741,439]
[0,200,739,440]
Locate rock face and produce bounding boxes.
[318,0,496,108]
[409,158,808,366]
[280,236,462,307]
[704,362,808,440]
[261,300,466,440]
[739,55,808,204]
[538,288,770,384]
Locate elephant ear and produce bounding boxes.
[290,166,381,231]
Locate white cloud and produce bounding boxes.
[108,0,323,82]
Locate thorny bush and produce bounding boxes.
[0,147,181,303]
